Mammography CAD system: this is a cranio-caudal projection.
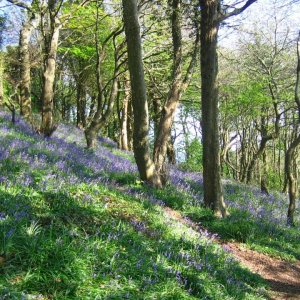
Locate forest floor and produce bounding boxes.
[0,111,299,299]
[160,206,300,300]
[225,243,300,300]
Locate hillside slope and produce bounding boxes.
[0,111,298,299]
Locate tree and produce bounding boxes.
[18,1,37,121]
[6,0,37,121]
[39,0,63,136]
[153,0,200,185]
[0,53,4,108]
[122,0,160,186]
[39,0,90,136]
[84,2,124,148]
[285,32,300,226]
[199,0,256,217]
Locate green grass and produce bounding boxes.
[137,182,300,262]
[1,113,294,299]
[0,181,267,299]
[197,209,300,262]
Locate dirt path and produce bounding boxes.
[224,242,300,300]
[163,207,300,300]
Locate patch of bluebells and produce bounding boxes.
[0,212,6,221]
[0,112,137,191]
[169,167,204,204]
[98,136,118,148]
[0,110,297,233]
[1,201,32,238]
[0,112,270,299]
[223,182,299,226]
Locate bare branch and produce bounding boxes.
[218,0,257,23]
[6,0,32,11]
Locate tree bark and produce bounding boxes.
[84,3,123,148]
[153,0,183,184]
[127,98,133,151]
[200,0,227,217]
[85,78,119,148]
[285,135,300,226]
[286,32,300,226]
[260,151,269,195]
[153,0,199,184]
[19,10,36,121]
[122,0,160,186]
[41,22,60,136]
[120,79,130,150]
[246,106,280,184]
[76,81,86,128]
[0,53,3,108]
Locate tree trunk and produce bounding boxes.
[167,137,176,164]
[246,138,268,183]
[247,112,280,184]
[286,32,300,226]
[260,151,269,195]
[285,135,300,226]
[41,24,60,136]
[85,78,118,148]
[19,12,36,121]
[153,0,183,184]
[127,98,133,151]
[122,0,160,186]
[76,81,86,128]
[0,54,3,108]
[200,0,227,217]
[120,79,130,150]
[84,3,122,148]
[153,0,199,184]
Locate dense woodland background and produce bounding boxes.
[0,0,300,299]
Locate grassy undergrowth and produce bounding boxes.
[134,182,300,262]
[0,111,297,299]
[0,184,266,299]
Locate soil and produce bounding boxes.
[225,242,300,300]
[163,207,300,300]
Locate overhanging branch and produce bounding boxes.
[218,0,257,23]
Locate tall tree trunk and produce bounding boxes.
[41,24,60,136]
[153,0,183,184]
[19,11,36,121]
[286,32,300,226]
[153,0,199,184]
[122,0,160,186]
[200,0,227,217]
